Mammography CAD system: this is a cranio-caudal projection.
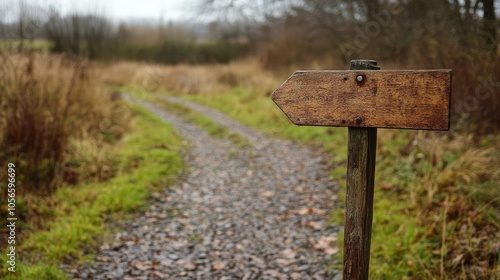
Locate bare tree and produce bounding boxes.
[481,0,497,52]
[82,14,113,58]
[16,0,49,49]
[201,0,498,57]
[45,11,113,58]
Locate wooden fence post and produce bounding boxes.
[343,60,379,280]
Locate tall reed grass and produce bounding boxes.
[0,51,130,194]
[96,58,280,96]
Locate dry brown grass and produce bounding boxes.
[96,58,281,96]
[0,51,130,194]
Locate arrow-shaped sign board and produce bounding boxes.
[272,70,452,130]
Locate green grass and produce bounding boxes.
[125,88,251,148]
[1,103,184,279]
[0,40,52,51]
[186,88,344,140]
[151,96,250,148]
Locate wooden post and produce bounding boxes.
[343,60,379,280]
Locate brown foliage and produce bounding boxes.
[0,51,130,194]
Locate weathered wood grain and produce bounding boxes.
[344,127,377,280]
[343,60,378,280]
[271,69,452,130]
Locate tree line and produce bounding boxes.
[0,0,248,63]
[1,0,497,129]
[200,0,497,61]
[200,0,499,130]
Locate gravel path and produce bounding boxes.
[66,95,341,279]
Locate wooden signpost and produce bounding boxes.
[272,60,452,280]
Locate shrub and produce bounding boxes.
[0,51,129,194]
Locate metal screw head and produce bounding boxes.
[356,75,364,82]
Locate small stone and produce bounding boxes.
[332,274,342,280]
[298,265,310,271]
[168,254,179,260]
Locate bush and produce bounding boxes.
[0,51,130,194]
[96,40,248,65]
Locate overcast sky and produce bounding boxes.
[3,0,203,22]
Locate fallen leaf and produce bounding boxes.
[265,269,286,278]
[152,271,168,278]
[325,247,340,255]
[294,186,304,193]
[322,235,338,243]
[280,213,290,220]
[251,255,265,266]
[281,248,297,259]
[381,183,393,191]
[451,254,464,265]
[263,191,274,198]
[212,260,226,270]
[131,261,152,270]
[276,258,296,266]
[151,192,161,198]
[296,208,312,215]
[311,208,327,215]
[312,235,339,254]
[306,221,323,230]
[183,262,197,271]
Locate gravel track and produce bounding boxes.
[66,95,341,279]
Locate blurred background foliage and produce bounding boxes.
[1,0,496,129]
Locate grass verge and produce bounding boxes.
[1,103,184,279]
[125,89,251,148]
[150,96,250,148]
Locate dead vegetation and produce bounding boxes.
[0,51,131,231]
